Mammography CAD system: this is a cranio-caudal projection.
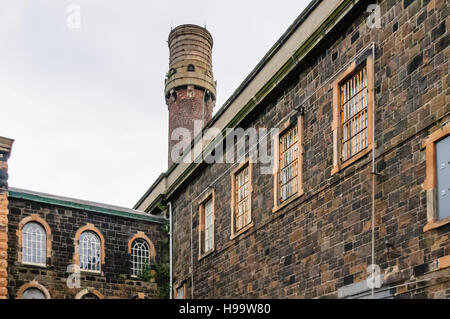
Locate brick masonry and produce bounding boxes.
[167,87,215,166]
[170,0,449,298]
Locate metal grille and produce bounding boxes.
[341,65,368,162]
[279,125,298,203]
[131,239,150,276]
[204,199,213,252]
[79,231,101,272]
[235,165,251,231]
[22,222,46,265]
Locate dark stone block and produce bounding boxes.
[431,21,446,41]
[343,275,354,286]
[351,31,359,44]
[332,52,338,61]
[413,264,428,276]
[344,242,353,252]
[417,12,426,26]
[393,22,398,32]
[407,54,423,74]
[284,255,292,266]
[403,0,414,9]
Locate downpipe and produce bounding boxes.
[168,201,173,299]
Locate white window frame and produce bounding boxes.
[79,231,101,272]
[131,239,151,277]
[22,222,46,266]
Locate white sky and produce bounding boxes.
[0,0,310,208]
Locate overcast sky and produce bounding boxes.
[0,0,310,208]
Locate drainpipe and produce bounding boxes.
[370,43,376,299]
[168,201,173,299]
[190,203,194,299]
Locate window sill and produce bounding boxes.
[423,217,450,232]
[272,190,303,214]
[198,248,215,261]
[331,146,372,176]
[230,221,254,240]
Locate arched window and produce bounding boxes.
[79,231,101,272]
[16,281,51,299]
[75,288,103,299]
[22,222,46,265]
[80,293,100,299]
[22,288,46,299]
[131,239,150,276]
[187,64,195,72]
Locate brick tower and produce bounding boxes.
[165,24,216,167]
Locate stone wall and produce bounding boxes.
[170,0,449,298]
[0,137,13,299]
[7,197,168,299]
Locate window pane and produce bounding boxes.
[235,164,251,232]
[176,286,184,299]
[131,239,150,276]
[79,231,101,272]
[203,199,213,253]
[437,136,450,220]
[22,222,46,265]
[279,125,298,203]
[22,288,46,299]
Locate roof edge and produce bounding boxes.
[134,0,323,209]
[9,187,167,224]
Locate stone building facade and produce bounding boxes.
[136,0,449,299]
[0,140,168,299]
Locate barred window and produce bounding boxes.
[279,125,298,203]
[131,239,150,276]
[341,65,368,162]
[22,222,46,266]
[79,231,101,272]
[235,165,251,231]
